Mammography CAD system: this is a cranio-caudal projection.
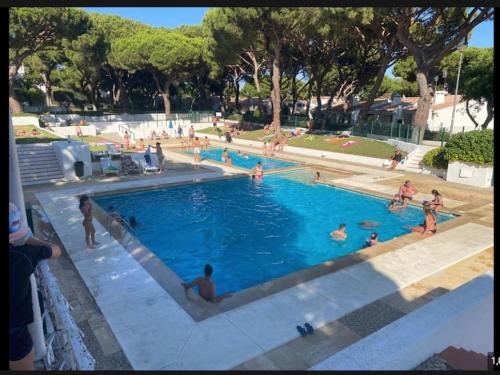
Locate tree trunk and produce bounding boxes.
[41,72,53,107]
[413,71,433,144]
[162,88,171,116]
[9,64,22,113]
[271,43,282,137]
[465,99,479,128]
[305,78,314,125]
[357,59,388,126]
[481,100,494,130]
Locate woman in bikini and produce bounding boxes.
[424,189,443,214]
[192,137,201,169]
[411,205,437,235]
[252,161,263,179]
[79,195,99,249]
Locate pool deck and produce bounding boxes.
[29,141,493,370]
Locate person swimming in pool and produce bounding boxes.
[225,154,233,165]
[243,152,249,159]
[330,223,347,240]
[358,221,381,228]
[364,232,378,248]
[181,264,233,303]
[313,171,320,183]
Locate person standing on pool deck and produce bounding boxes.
[192,136,201,169]
[177,124,183,139]
[221,148,228,163]
[411,205,437,235]
[188,125,195,145]
[181,264,233,303]
[330,224,347,240]
[79,195,99,249]
[156,142,165,172]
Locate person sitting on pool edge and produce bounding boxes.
[364,232,378,248]
[389,180,418,211]
[423,189,443,215]
[330,223,347,240]
[181,264,233,303]
[411,205,437,235]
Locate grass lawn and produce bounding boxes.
[14,125,63,144]
[198,127,399,159]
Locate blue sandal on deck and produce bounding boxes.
[296,325,307,337]
[304,323,314,334]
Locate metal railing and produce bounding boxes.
[31,208,95,370]
[351,120,423,144]
[36,262,95,370]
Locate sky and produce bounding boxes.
[84,7,494,78]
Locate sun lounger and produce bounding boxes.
[100,156,120,175]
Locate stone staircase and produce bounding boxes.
[16,143,65,186]
[401,145,436,174]
[438,346,489,370]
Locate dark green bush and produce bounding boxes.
[424,129,450,141]
[422,147,448,169]
[444,129,493,165]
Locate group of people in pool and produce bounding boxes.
[329,181,444,247]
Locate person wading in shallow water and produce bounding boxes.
[181,264,233,303]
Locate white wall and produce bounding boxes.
[311,271,493,370]
[446,161,493,188]
[428,100,494,133]
[50,125,97,137]
[52,141,92,180]
[12,116,40,126]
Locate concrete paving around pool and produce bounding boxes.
[29,144,493,370]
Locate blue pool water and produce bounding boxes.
[184,147,298,170]
[94,171,455,294]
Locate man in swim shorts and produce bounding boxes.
[181,264,232,303]
[389,180,417,210]
[330,223,347,240]
[192,137,201,169]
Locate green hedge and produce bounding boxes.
[444,129,493,165]
[423,129,450,141]
[422,147,448,169]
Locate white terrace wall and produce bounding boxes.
[311,271,493,370]
[428,100,494,133]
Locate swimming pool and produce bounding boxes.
[94,170,455,294]
[184,147,298,170]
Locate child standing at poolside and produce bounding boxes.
[192,137,201,169]
[79,195,99,249]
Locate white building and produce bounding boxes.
[426,91,493,133]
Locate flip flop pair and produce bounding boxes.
[296,323,314,337]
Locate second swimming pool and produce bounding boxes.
[94,170,455,294]
[184,147,299,170]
